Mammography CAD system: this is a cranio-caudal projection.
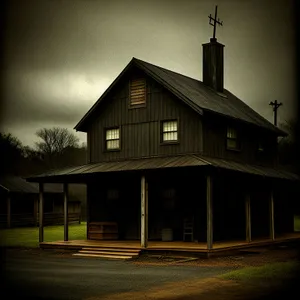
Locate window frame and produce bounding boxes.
[160,119,179,145]
[104,127,121,151]
[226,126,241,151]
[129,78,147,109]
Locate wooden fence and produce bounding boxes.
[0,212,81,228]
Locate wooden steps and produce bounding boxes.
[73,247,141,260]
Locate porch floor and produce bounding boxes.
[40,232,300,254]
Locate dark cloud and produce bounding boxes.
[1,0,296,147]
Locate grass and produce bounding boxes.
[220,261,299,282]
[294,215,300,231]
[0,222,86,248]
[1,215,299,249]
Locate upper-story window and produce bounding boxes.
[226,127,240,150]
[105,128,120,150]
[129,78,146,107]
[162,120,178,142]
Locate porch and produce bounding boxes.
[40,232,300,256]
[25,154,300,256]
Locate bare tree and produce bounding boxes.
[35,127,80,169]
[0,132,25,175]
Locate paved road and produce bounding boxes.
[2,249,233,300]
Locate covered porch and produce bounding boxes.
[26,154,300,254]
[39,233,300,256]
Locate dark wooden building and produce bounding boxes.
[0,176,81,227]
[26,35,299,252]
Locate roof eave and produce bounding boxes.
[74,57,137,132]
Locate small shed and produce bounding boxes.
[0,176,81,227]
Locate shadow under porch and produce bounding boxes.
[213,170,296,243]
[86,168,209,242]
[42,164,298,251]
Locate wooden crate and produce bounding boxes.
[88,222,118,240]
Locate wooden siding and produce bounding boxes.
[86,67,277,166]
[202,112,278,166]
[88,70,203,162]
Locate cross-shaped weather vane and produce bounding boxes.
[208,5,223,41]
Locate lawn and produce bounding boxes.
[0,222,86,248]
[294,215,300,231]
[1,216,300,248]
[220,261,299,282]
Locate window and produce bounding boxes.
[105,128,120,150]
[130,78,146,106]
[162,120,178,142]
[107,189,119,200]
[226,127,240,150]
[258,142,264,152]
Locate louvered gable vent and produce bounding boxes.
[130,78,146,106]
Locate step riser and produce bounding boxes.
[73,253,133,259]
[81,247,141,253]
[73,247,141,260]
[79,251,139,256]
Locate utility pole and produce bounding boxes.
[269,100,282,126]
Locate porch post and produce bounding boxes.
[269,189,275,240]
[39,183,44,243]
[141,175,148,248]
[7,194,11,228]
[206,175,213,250]
[245,194,251,242]
[86,183,89,239]
[33,197,38,226]
[63,183,69,241]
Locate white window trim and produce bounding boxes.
[162,120,178,142]
[105,128,120,150]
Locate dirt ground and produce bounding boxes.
[92,245,300,300]
[4,245,300,300]
[133,245,300,268]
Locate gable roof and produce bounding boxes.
[74,57,286,136]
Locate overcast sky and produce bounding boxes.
[0,0,296,147]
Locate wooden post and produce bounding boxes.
[86,183,89,239]
[206,175,213,250]
[146,180,148,243]
[63,183,69,241]
[78,202,81,224]
[269,190,275,240]
[141,175,148,248]
[245,194,251,242]
[33,197,39,226]
[39,183,44,243]
[7,194,11,228]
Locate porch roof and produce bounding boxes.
[25,155,300,183]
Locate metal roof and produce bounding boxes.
[74,57,285,136]
[25,155,299,182]
[0,176,38,193]
[205,157,300,181]
[0,176,64,193]
[26,155,210,181]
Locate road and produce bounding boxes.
[2,249,233,300]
